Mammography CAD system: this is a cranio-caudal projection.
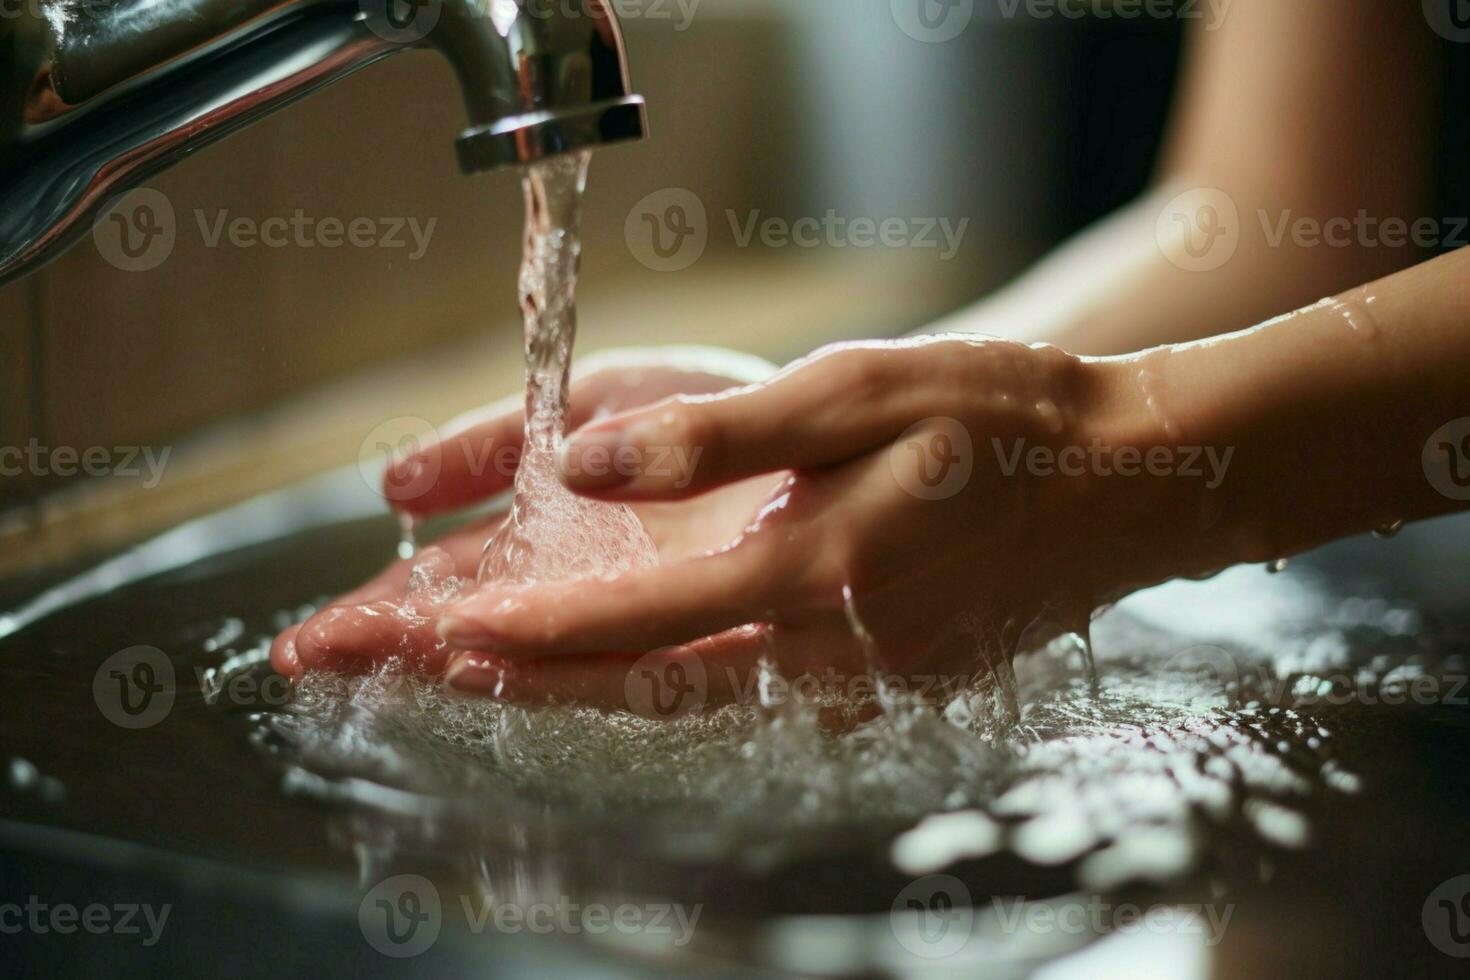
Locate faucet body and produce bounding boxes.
[0,0,646,287]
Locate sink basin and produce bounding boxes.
[3,468,1469,977]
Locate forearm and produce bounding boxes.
[923,185,1423,356]
[1095,247,1470,588]
[924,0,1437,357]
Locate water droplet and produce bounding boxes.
[397,512,420,561]
[1333,294,1379,341]
[1266,559,1288,574]
[1372,520,1404,540]
[1138,367,1182,441]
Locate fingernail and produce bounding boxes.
[437,614,500,650]
[445,654,506,695]
[382,454,439,506]
[558,425,633,489]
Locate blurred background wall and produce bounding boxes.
[0,0,1208,562]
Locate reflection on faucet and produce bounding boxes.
[0,0,646,287]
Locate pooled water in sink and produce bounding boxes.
[238,543,1466,906]
[4,495,1470,973]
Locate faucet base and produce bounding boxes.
[455,97,648,174]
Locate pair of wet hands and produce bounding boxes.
[270,338,1105,714]
[271,353,789,711]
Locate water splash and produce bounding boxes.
[259,568,1445,894]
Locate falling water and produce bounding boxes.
[477,152,656,586]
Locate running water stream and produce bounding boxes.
[477,151,656,586]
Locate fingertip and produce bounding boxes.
[557,425,634,492]
[444,651,509,695]
[270,625,303,679]
[380,450,438,509]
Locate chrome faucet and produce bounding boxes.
[0,0,646,287]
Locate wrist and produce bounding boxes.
[1066,354,1237,596]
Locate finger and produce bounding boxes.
[382,394,525,517]
[442,623,879,731]
[333,559,414,608]
[383,364,741,517]
[556,345,914,501]
[324,518,503,610]
[270,625,303,679]
[438,540,786,657]
[293,600,457,676]
[440,628,762,709]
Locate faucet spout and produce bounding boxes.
[0,0,646,287]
